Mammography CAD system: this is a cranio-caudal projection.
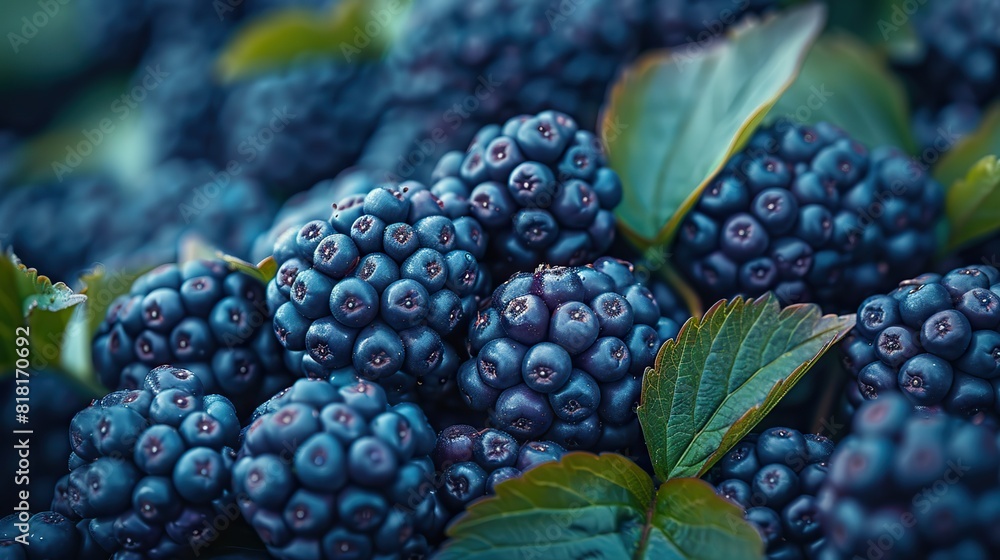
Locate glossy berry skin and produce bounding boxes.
[93,259,292,419]
[57,366,240,559]
[431,111,623,278]
[459,258,688,451]
[671,121,944,312]
[266,185,488,405]
[819,393,1000,559]
[843,264,1000,418]
[708,427,833,560]
[233,378,443,560]
[433,425,565,514]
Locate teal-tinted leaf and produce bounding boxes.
[768,33,914,153]
[0,252,86,372]
[439,453,762,560]
[217,0,411,81]
[934,102,1000,189]
[642,478,763,559]
[943,155,1000,252]
[602,3,825,246]
[825,0,914,50]
[638,294,854,481]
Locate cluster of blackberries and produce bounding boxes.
[671,121,944,312]
[218,60,390,195]
[432,425,566,511]
[431,111,623,277]
[266,184,489,403]
[842,264,1000,418]
[460,258,685,451]
[708,427,833,559]
[233,378,445,558]
[51,366,241,559]
[92,259,291,418]
[819,393,1000,559]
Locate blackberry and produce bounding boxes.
[57,366,241,559]
[0,372,94,514]
[641,0,776,50]
[0,160,275,282]
[218,59,389,195]
[459,258,687,451]
[266,184,489,404]
[251,169,383,263]
[842,264,1000,419]
[892,0,1000,150]
[92,259,292,419]
[819,393,1000,559]
[0,511,90,560]
[430,110,623,276]
[136,45,223,163]
[671,121,944,311]
[708,427,833,559]
[233,378,444,559]
[433,425,565,512]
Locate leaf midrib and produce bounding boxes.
[671,313,840,477]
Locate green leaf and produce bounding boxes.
[942,156,1000,252]
[602,3,825,246]
[768,33,915,153]
[221,254,278,285]
[217,0,411,81]
[934,102,1000,189]
[438,453,762,560]
[637,294,855,481]
[0,252,86,372]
